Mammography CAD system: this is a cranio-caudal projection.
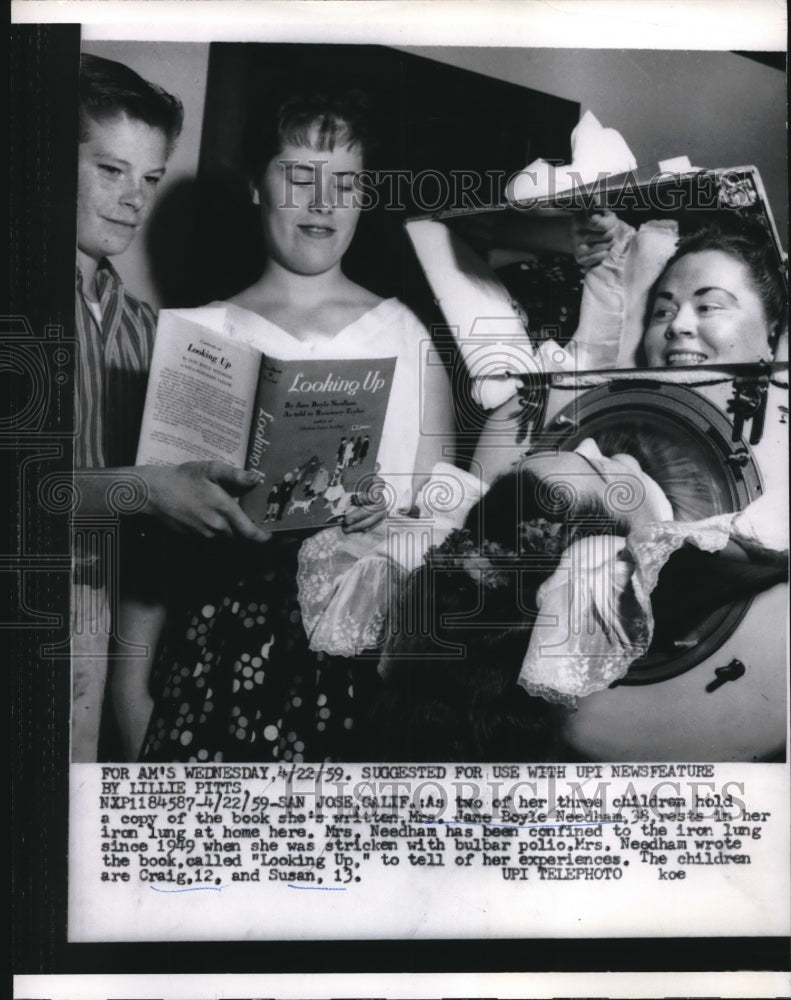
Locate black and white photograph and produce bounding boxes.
[64,38,789,769]
[8,1,789,997]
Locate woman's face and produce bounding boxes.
[256,134,363,277]
[522,438,673,529]
[643,250,773,366]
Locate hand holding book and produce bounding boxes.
[136,309,398,532]
[72,459,271,543]
[139,461,272,542]
[339,474,389,534]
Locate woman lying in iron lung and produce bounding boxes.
[298,218,788,759]
[472,218,788,484]
[463,215,788,414]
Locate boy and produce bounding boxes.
[73,55,268,760]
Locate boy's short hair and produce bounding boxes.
[79,53,184,155]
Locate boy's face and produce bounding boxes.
[77,112,169,262]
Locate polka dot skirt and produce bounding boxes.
[141,538,360,763]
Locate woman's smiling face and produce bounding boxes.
[522,438,673,529]
[643,249,774,367]
[256,133,363,277]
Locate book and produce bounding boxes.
[136,309,397,531]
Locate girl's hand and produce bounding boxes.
[341,476,389,533]
[341,504,388,533]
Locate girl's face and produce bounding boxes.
[643,250,773,366]
[255,133,363,277]
[522,438,673,529]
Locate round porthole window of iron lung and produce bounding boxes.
[545,380,762,685]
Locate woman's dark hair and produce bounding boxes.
[572,426,717,523]
[246,88,377,179]
[79,53,184,155]
[373,465,625,762]
[464,460,631,550]
[643,221,788,357]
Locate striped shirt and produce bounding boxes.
[75,260,157,469]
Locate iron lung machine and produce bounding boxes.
[409,163,788,761]
[473,364,788,762]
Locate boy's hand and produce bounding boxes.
[141,461,271,542]
[572,210,619,270]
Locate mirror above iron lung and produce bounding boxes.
[407,166,788,379]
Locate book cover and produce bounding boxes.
[241,355,396,530]
[136,310,397,531]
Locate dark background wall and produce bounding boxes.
[145,43,579,311]
[81,41,787,310]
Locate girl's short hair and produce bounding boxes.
[79,53,184,155]
[644,221,788,353]
[246,88,376,178]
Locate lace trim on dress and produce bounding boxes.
[518,515,736,706]
[296,528,406,658]
[297,463,487,657]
